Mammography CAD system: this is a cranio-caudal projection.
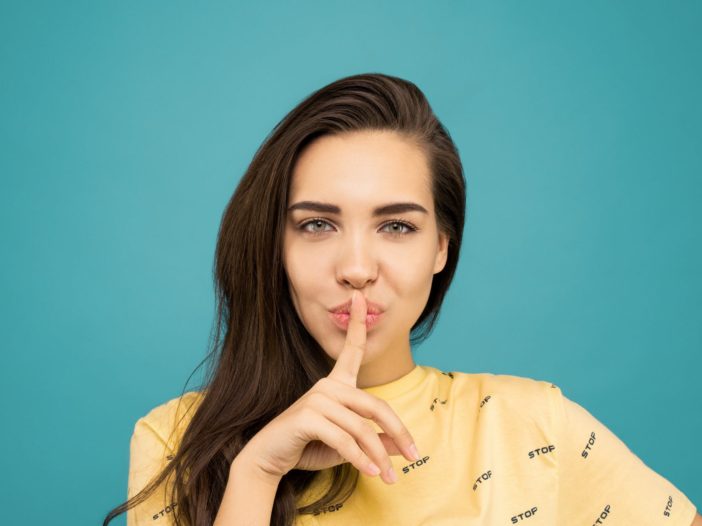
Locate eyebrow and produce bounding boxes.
[287,201,429,217]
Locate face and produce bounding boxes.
[283,130,449,369]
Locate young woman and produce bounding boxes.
[103,73,700,526]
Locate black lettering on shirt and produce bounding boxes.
[510,506,538,523]
[591,504,611,524]
[472,469,492,491]
[152,502,177,521]
[582,431,597,458]
[528,444,556,459]
[313,503,344,516]
[430,397,447,411]
[401,455,430,474]
[664,495,674,517]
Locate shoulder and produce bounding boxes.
[425,365,557,399]
[133,390,206,453]
[140,390,205,423]
[425,366,561,427]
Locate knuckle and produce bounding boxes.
[298,406,318,422]
[330,371,353,386]
[340,432,358,453]
[317,376,346,393]
[357,451,371,469]
[363,392,386,412]
[350,447,366,468]
[306,390,326,406]
[376,398,392,413]
[313,377,331,392]
[377,397,390,408]
[356,418,376,437]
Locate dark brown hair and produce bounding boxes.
[103,72,466,526]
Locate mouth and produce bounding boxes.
[328,311,384,331]
[328,298,384,315]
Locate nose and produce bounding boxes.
[335,230,378,289]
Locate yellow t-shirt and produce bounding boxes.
[126,365,697,525]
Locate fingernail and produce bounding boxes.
[387,467,397,484]
[367,462,381,476]
[409,443,421,461]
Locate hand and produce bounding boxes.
[238,290,419,485]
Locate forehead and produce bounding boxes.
[289,130,432,207]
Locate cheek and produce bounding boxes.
[284,244,329,326]
[385,243,436,292]
[286,254,326,300]
[383,247,436,323]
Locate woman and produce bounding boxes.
[103,73,699,525]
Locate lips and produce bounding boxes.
[329,298,384,315]
[329,311,383,331]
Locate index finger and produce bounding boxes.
[328,290,368,387]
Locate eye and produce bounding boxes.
[298,218,335,236]
[380,220,417,236]
[297,218,418,237]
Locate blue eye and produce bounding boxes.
[298,218,418,237]
[299,218,334,235]
[381,221,415,236]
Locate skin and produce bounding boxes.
[283,129,449,389]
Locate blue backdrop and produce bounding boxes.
[1,1,699,524]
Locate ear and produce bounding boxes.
[433,231,449,274]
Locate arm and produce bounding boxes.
[691,512,702,526]
[213,449,283,526]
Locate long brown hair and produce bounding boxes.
[103,72,466,526]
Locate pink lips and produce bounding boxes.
[328,297,385,331]
[328,311,383,331]
[329,298,384,315]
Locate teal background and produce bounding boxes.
[1,1,700,524]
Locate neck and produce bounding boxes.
[356,338,415,389]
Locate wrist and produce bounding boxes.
[231,443,283,488]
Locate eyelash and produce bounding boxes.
[297,217,419,237]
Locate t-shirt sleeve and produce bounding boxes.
[548,384,697,525]
[126,417,178,526]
